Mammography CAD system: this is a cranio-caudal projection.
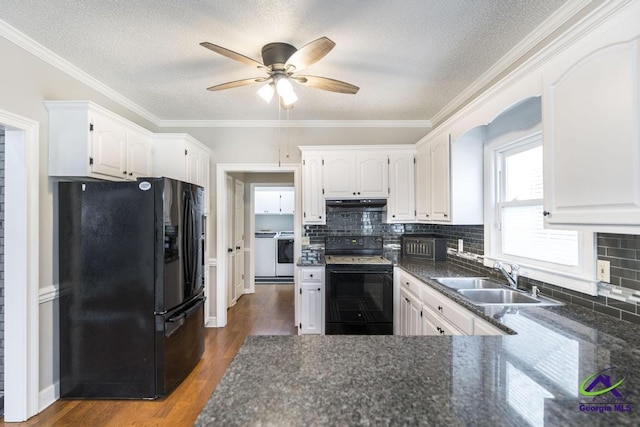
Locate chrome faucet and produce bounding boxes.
[493,262,520,289]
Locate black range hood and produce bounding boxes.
[325,199,387,212]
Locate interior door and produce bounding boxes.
[234,180,245,302]
[226,175,235,308]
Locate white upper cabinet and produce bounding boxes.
[415,144,431,221]
[255,188,294,214]
[355,153,389,198]
[542,10,640,230]
[126,127,153,180]
[429,136,451,221]
[301,153,325,224]
[388,150,416,223]
[152,134,210,188]
[415,132,482,225]
[323,154,357,198]
[152,133,212,214]
[46,101,152,181]
[323,151,388,198]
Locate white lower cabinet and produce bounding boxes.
[298,267,324,334]
[395,267,506,336]
[399,287,422,336]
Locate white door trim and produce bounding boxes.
[1,109,40,421]
[215,163,301,327]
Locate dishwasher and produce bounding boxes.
[255,232,277,277]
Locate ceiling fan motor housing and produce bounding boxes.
[261,42,297,69]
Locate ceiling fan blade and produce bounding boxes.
[206,77,265,91]
[200,42,264,69]
[285,37,335,72]
[293,75,359,94]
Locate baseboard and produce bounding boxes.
[205,316,218,328]
[39,381,59,412]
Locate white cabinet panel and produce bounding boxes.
[298,267,324,334]
[415,133,482,225]
[430,136,450,221]
[323,154,357,198]
[301,154,325,224]
[126,128,152,179]
[388,152,416,223]
[91,112,127,178]
[255,190,281,214]
[356,153,389,197]
[543,36,640,228]
[323,152,388,198]
[415,144,431,221]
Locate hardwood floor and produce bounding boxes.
[7,284,295,426]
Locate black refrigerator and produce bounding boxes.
[58,177,206,399]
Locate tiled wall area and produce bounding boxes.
[303,210,640,324]
[0,131,4,398]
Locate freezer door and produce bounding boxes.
[159,179,205,312]
[155,293,206,396]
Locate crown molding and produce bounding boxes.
[430,0,593,126]
[157,119,432,128]
[0,18,162,126]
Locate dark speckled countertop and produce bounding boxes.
[196,260,640,426]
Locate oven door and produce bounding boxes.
[325,266,393,335]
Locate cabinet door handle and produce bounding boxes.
[129,172,133,176]
[236,246,241,250]
[392,214,396,218]
[357,192,361,195]
[543,211,550,217]
[310,274,314,278]
[122,171,127,175]
[353,192,356,195]
[443,214,448,218]
[228,248,233,253]
[317,288,321,291]
[438,306,443,311]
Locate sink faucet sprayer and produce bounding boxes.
[493,262,520,289]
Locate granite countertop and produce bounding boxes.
[197,260,640,426]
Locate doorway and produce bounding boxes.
[0,110,40,422]
[216,164,301,328]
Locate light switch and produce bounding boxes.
[597,260,610,282]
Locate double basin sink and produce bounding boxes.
[433,277,563,307]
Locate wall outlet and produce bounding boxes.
[457,239,464,253]
[597,260,610,282]
[301,236,310,246]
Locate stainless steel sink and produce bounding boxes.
[457,288,563,306]
[434,277,505,290]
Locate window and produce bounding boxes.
[485,131,597,295]
[498,137,579,266]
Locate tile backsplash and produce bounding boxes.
[303,210,640,325]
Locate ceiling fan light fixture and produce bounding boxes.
[280,89,298,106]
[275,76,297,106]
[257,83,275,103]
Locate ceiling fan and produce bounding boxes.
[200,37,359,108]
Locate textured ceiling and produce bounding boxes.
[0,0,567,122]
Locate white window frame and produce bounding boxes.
[484,131,598,295]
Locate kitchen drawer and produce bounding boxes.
[421,285,474,335]
[300,268,323,282]
[398,270,421,297]
[422,305,464,336]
